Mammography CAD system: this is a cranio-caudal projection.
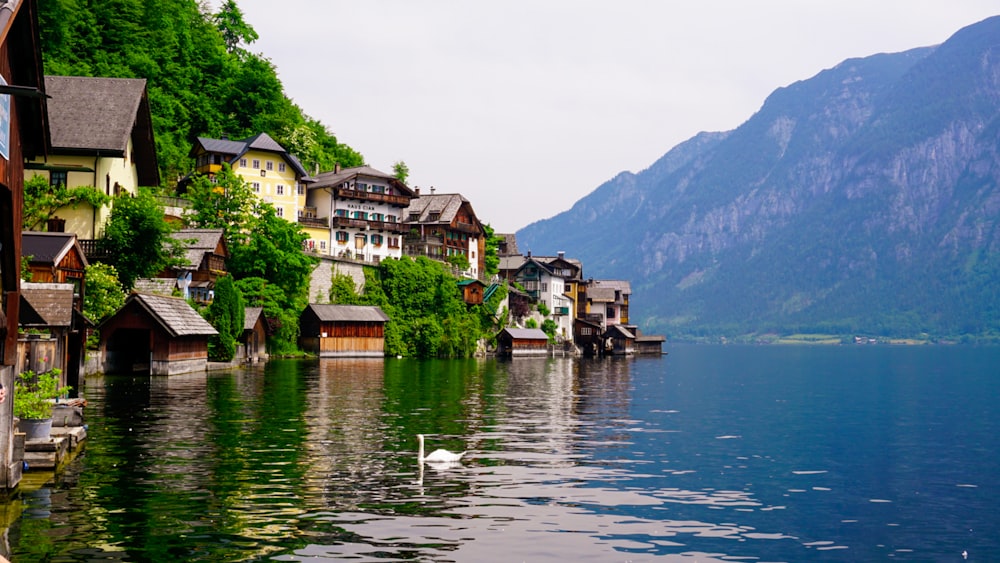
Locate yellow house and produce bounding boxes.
[188,133,308,222]
[24,76,159,238]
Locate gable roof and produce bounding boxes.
[305,304,390,323]
[243,306,265,331]
[106,293,218,337]
[19,282,74,327]
[44,75,160,185]
[403,193,481,229]
[169,228,227,269]
[21,231,87,268]
[192,132,309,178]
[308,165,414,196]
[499,327,549,341]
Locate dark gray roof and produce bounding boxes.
[21,231,87,267]
[169,228,226,269]
[45,75,145,154]
[308,165,414,196]
[133,278,176,296]
[128,293,218,337]
[44,75,159,185]
[403,193,478,226]
[19,283,75,327]
[591,279,632,294]
[607,324,636,339]
[192,132,309,178]
[306,304,390,323]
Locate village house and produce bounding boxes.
[583,279,630,329]
[99,293,218,376]
[299,304,390,358]
[511,256,574,342]
[21,231,88,307]
[25,75,159,239]
[403,190,486,279]
[186,132,309,222]
[163,228,228,304]
[457,278,486,305]
[302,165,415,262]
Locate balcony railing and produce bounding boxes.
[298,216,329,228]
[333,187,410,206]
[330,216,409,233]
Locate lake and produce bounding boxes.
[5,345,998,561]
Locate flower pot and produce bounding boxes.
[20,418,53,441]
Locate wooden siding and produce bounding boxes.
[318,336,384,356]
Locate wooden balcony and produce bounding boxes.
[330,216,409,233]
[298,216,329,228]
[333,187,410,207]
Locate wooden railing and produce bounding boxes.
[333,187,410,206]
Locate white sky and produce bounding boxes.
[227,1,999,233]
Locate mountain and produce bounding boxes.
[516,16,1000,341]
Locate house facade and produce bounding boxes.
[163,228,228,303]
[513,257,574,341]
[188,133,308,222]
[25,75,159,238]
[403,191,486,279]
[495,328,549,357]
[303,165,414,262]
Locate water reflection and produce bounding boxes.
[9,349,999,561]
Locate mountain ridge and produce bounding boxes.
[517,16,1000,341]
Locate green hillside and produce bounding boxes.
[38,0,363,186]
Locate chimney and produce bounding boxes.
[557,251,565,260]
[414,187,420,196]
[430,186,436,194]
[334,162,341,173]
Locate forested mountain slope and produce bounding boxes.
[37,0,363,185]
[517,16,1000,341]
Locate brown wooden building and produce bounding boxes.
[495,327,550,357]
[21,231,87,306]
[457,278,486,305]
[240,306,268,364]
[99,293,218,375]
[18,282,89,391]
[300,304,389,358]
[0,0,49,491]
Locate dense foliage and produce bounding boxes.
[37,0,363,187]
[205,274,244,361]
[332,257,505,358]
[101,190,180,290]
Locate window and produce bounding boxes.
[276,185,285,195]
[371,185,385,194]
[319,240,327,251]
[388,237,400,248]
[266,161,274,171]
[336,231,349,243]
[297,184,304,195]
[50,170,67,187]
[352,211,367,220]
[275,207,284,217]
[541,283,548,292]
[279,162,286,173]
[252,182,261,193]
[607,306,615,318]
[252,159,260,169]
[357,183,368,191]
[385,215,396,223]
[335,209,347,217]
[371,213,383,222]
[260,170,266,177]
[371,234,384,246]
[239,158,247,168]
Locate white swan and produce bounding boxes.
[417,434,466,463]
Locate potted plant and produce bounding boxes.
[14,369,71,440]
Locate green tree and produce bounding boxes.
[214,0,258,54]
[82,263,127,349]
[22,174,111,231]
[184,165,256,239]
[205,274,244,361]
[482,223,503,277]
[392,160,410,183]
[227,204,317,304]
[235,276,300,356]
[101,190,180,290]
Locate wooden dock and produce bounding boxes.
[21,426,87,471]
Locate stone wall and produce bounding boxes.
[309,256,366,303]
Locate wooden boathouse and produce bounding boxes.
[99,293,218,375]
[299,304,390,357]
[495,327,550,357]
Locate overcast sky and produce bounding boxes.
[227,1,998,233]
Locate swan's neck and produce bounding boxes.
[418,435,425,461]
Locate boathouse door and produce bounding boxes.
[104,328,152,374]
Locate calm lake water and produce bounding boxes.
[5,345,999,561]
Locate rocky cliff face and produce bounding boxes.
[517,17,1000,338]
